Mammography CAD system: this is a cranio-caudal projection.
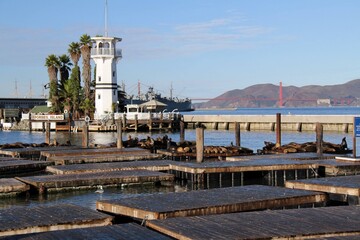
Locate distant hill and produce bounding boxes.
[194,79,360,109]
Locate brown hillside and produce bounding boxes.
[195,79,360,108]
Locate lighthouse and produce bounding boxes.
[91,36,122,120]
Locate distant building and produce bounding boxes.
[317,98,331,106]
[0,98,47,121]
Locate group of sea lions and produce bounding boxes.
[261,137,351,154]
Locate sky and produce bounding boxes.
[1,0,360,101]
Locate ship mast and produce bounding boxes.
[170,82,173,100]
[104,0,108,37]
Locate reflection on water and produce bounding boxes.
[0,184,178,210]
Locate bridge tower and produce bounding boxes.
[279,81,283,107]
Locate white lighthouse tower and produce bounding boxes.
[91,1,122,120]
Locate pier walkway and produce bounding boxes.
[183,114,354,132]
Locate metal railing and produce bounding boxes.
[91,48,122,57]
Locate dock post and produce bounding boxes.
[235,121,240,147]
[276,113,281,147]
[134,114,138,131]
[196,123,204,163]
[28,113,32,132]
[116,118,123,148]
[316,122,323,156]
[82,123,89,148]
[180,117,185,143]
[45,122,51,144]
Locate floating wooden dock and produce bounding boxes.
[49,152,161,165]
[286,175,360,205]
[0,178,30,197]
[0,146,79,159]
[226,152,337,161]
[146,205,360,239]
[40,147,150,160]
[46,160,172,174]
[169,157,360,187]
[97,185,327,220]
[16,170,174,193]
[2,223,172,240]
[0,160,52,178]
[0,204,113,237]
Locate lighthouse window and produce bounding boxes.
[98,76,101,82]
[98,94,101,99]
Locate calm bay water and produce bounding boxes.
[0,107,357,210]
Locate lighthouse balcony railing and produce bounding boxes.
[91,48,122,57]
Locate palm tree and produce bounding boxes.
[45,54,60,112]
[80,34,92,101]
[58,54,73,90]
[68,42,82,118]
[68,42,81,66]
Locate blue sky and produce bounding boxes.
[1,0,360,101]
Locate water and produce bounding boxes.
[0,107,355,210]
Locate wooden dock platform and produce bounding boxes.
[286,175,360,204]
[0,160,53,178]
[49,152,161,165]
[0,178,30,197]
[146,205,360,239]
[0,204,113,237]
[46,160,172,174]
[16,170,174,193]
[0,146,79,159]
[169,157,360,187]
[226,152,337,161]
[40,147,150,160]
[1,223,172,240]
[97,185,327,220]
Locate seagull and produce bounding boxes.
[95,185,104,193]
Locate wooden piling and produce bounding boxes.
[45,122,51,144]
[134,114,138,131]
[196,123,204,163]
[82,124,89,148]
[235,122,240,147]
[316,122,323,156]
[180,120,185,143]
[116,119,123,149]
[276,113,281,147]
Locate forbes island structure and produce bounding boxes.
[91,36,122,120]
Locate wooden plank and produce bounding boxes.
[16,170,174,193]
[1,223,172,240]
[0,204,113,237]
[169,159,318,174]
[0,178,29,197]
[0,160,53,177]
[40,147,149,159]
[146,205,360,239]
[286,175,360,196]
[46,160,172,174]
[97,185,327,220]
[0,146,79,158]
[226,152,336,161]
[48,152,162,165]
